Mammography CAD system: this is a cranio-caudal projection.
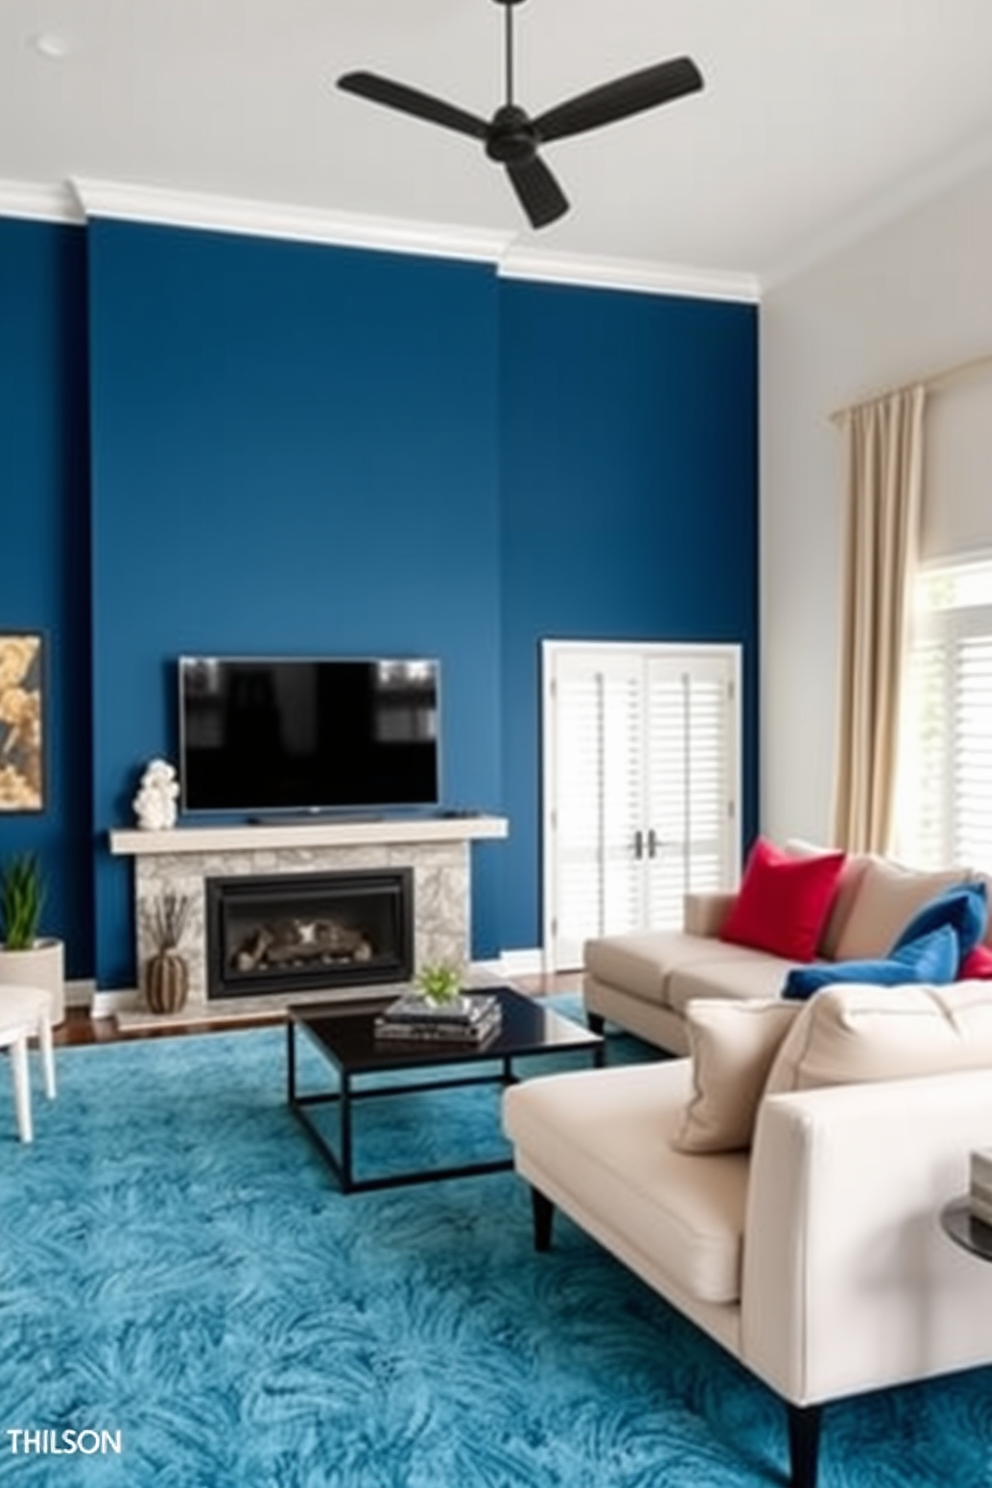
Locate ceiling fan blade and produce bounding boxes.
[505,154,569,230]
[534,56,703,144]
[337,71,489,142]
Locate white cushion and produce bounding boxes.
[765,980,992,1096]
[831,859,970,962]
[503,1061,748,1304]
[673,999,801,1153]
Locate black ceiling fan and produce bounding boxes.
[337,0,703,231]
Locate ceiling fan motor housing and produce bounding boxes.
[485,106,538,164]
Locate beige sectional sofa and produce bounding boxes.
[583,851,982,1053]
[503,980,992,1487]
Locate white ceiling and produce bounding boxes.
[3,0,992,291]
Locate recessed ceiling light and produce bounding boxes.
[32,32,71,60]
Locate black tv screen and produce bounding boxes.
[178,657,440,814]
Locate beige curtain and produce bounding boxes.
[832,384,926,853]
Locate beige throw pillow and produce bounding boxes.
[764,981,992,1098]
[830,859,969,962]
[784,839,871,959]
[673,999,802,1153]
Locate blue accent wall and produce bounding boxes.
[0,218,93,976]
[86,222,502,985]
[498,280,759,950]
[1,211,758,989]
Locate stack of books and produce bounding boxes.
[374,991,502,1045]
[970,1149,992,1228]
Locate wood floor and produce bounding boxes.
[52,971,581,1047]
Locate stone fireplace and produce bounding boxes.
[108,815,508,1020]
[206,867,414,999]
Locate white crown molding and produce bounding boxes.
[498,246,760,304]
[69,178,515,264]
[762,129,992,292]
[0,174,759,300]
[67,178,758,300]
[0,178,83,224]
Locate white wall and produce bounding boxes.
[760,161,992,845]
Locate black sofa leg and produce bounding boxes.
[786,1403,822,1488]
[531,1187,554,1252]
[587,1011,605,1035]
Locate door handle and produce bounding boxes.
[633,830,644,859]
[647,829,658,858]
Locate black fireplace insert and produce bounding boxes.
[205,868,414,999]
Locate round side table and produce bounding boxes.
[941,1197,992,1262]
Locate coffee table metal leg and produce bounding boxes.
[287,1022,349,1189]
[339,1071,353,1194]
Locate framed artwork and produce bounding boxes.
[0,632,45,812]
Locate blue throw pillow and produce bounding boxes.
[889,880,988,963]
[782,924,959,1002]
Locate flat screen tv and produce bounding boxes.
[178,656,440,815]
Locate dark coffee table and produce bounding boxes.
[287,986,604,1193]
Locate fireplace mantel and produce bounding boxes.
[110,814,508,858]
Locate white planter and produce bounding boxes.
[0,937,65,1025]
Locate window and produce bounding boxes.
[897,555,992,870]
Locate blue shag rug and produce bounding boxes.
[2,995,991,1487]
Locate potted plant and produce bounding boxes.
[143,891,191,1015]
[0,850,65,1024]
[414,962,464,1007]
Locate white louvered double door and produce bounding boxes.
[542,642,741,970]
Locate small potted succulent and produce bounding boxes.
[414,961,463,1007]
[0,851,65,1024]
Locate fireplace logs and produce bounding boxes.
[232,918,374,972]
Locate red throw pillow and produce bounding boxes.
[720,837,847,962]
[959,944,992,979]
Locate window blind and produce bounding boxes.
[900,557,992,871]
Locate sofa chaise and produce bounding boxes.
[503,980,992,1487]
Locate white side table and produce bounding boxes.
[0,984,57,1142]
